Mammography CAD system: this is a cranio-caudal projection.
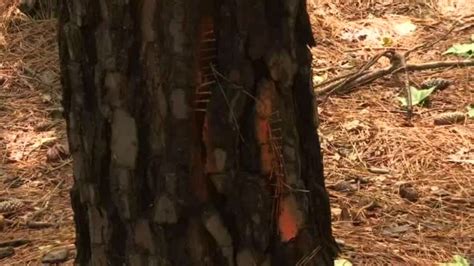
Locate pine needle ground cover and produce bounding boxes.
[1,1,473,264]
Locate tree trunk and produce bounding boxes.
[58,0,339,265]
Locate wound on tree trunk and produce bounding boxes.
[58,0,339,265]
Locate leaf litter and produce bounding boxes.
[310,0,473,264]
[0,0,472,265]
[0,2,74,264]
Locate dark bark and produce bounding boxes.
[58,0,339,265]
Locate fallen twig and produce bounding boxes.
[323,50,394,97]
[403,22,459,59]
[399,53,413,120]
[26,220,55,229]
[403,60,474,71]
[27,204,48,222]
[316,22,465,121]
[313,71,363,89]
[316,59,474,97]
[45,159,72,174]
[0,239,31,248]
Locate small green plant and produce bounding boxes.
[398,86,435,107]
[443,43,474,58]
[439,255,470,266]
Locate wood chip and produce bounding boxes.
[368,167,390,174]
[42,248,69,263]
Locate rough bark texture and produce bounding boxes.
[58,0,339,265]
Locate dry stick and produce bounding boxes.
[400,54,413,120]
[317,59,474,96]
[42,180,64,204]
[322,50,393,98]
[400,22,459,120]
[403,21,459,59]
[315,51,394,96]
[313,70,366,90]
[45,159,72,174]
[25,181,64,228]
[404,60,474,71]
[0,239,31,248]
[317,23,460,104]
[362,60,474,87]
[26,221,55,229]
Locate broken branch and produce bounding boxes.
[0,239,31,248]
[403,22,459,59]
[316,59,474,97]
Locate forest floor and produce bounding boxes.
[0,1,473,265]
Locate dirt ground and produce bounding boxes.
[0,1,473,265]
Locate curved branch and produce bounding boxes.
[316,59,474,96]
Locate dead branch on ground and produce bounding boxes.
[316,22,471,121]
[316,55,474,97]
[0,239,31,248]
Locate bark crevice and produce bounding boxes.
[59,0,338,265]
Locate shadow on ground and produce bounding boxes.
[0,7,75,264]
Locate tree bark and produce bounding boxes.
[58,0,339,265]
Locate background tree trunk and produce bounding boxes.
[58,0,338,265]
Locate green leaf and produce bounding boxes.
[443,43,474,57]
[467,105,474,118]
[382,36,393,47]
[335,259,353,266]
[439,255,469,266]
[398,86,435,107]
